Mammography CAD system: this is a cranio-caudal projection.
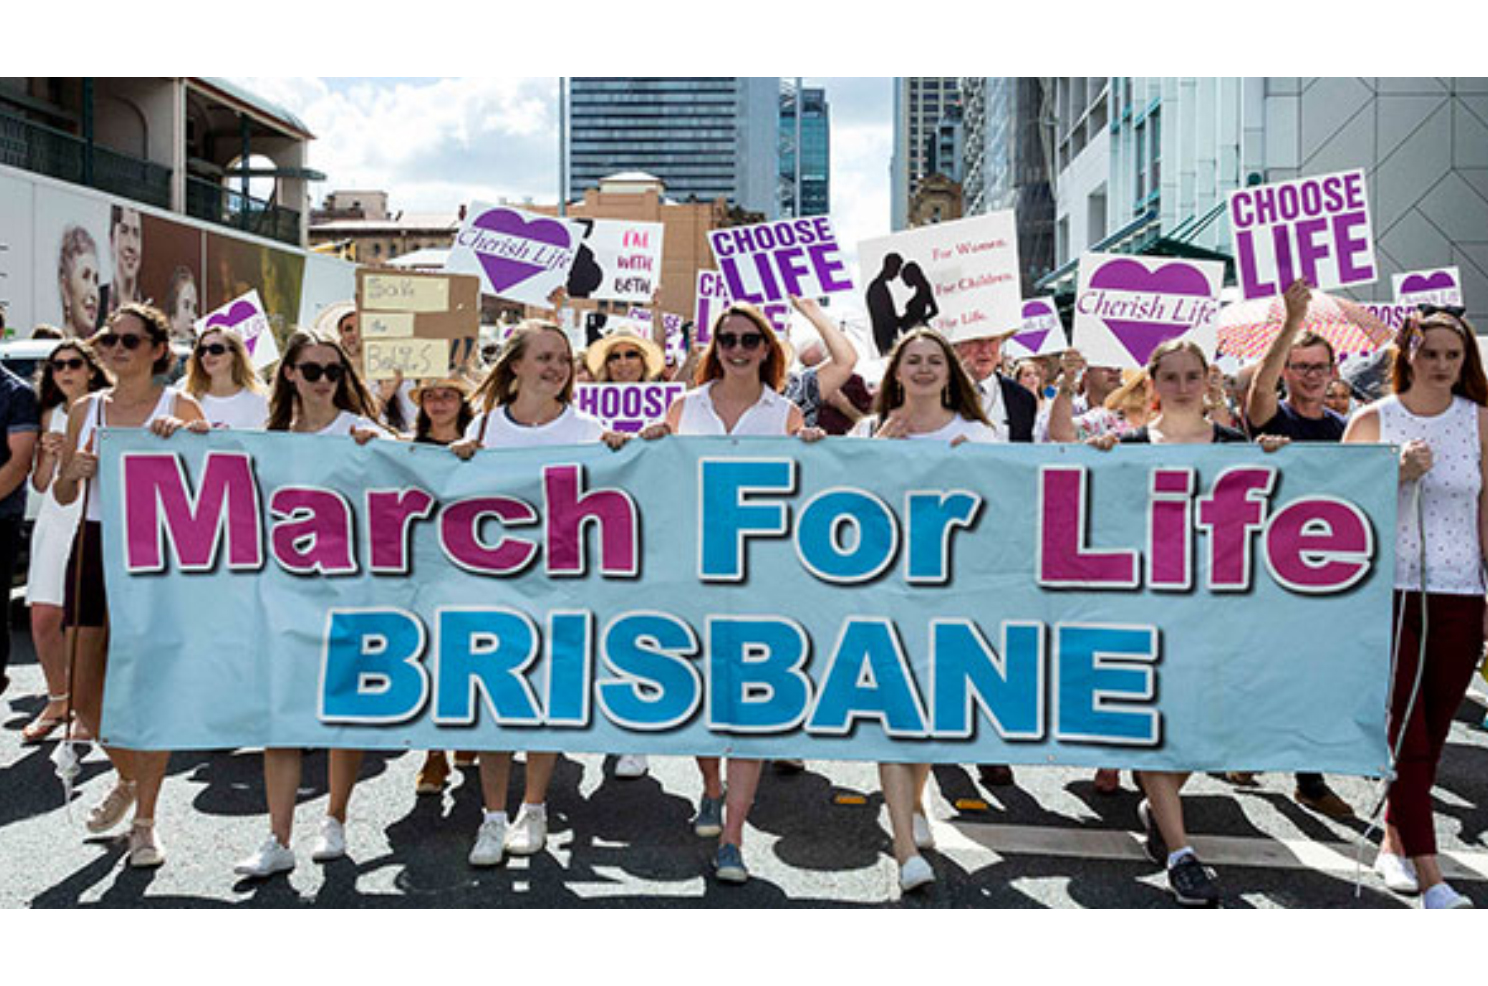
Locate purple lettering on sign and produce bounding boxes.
[707,218,855,304]
[1228,170,1376,299]
[465,207,575,294]
[1086,259,1214,365]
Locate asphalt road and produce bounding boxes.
[3,625,1487,909]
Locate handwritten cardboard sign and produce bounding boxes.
[1393,266,1463,308]
[574,382,686,433]
[1006,298,1066,358]
[446,202,583,306]
[1072,253,1224,369]
[567,219,665,304]
[857,211,1022,352]
[355,269,480,379]
[707,216,853,305]
[363,338,450,381]
[194,289,280,369]
[1228,170,1377,299]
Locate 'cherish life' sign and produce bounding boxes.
[706,217,854,305]
[1228,170,1377,299]
[97,431,1394,775]
[1072,254,1224,369]
[447,202,582,307]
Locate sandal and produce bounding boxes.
[21,695,71,745]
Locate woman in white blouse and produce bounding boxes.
[182,326,269,430]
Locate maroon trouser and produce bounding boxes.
[1386,591,1485,857]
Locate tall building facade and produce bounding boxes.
[890,77,960,230]
[779,83,830,218]
[566,78,779,219]
[961,78,1056,292]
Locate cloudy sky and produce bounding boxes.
[234,77,892,276]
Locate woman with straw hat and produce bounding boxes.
[585,325,666,384]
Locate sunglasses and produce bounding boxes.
[96,332,146,350]
[294,361,345,384]
[607,349,643,363]
[716,332,765,351]
[198,343,229,357]
[1418,303,1467,319]
[50,357,85,372]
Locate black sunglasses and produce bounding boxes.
[295,361,345,384]
[198,342,229,357]
[607,349,644,363]
[716,332,764,351]
[49,357,85,372]
[96,332,145,350]
[1418,303,1467,319]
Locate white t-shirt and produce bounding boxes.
[313,410,380,437]
[853,412,997,444]
[465,405,606,449]
[199,389,268,430]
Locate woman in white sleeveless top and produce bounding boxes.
[54,304,206,868]
[233,330,386,880]
[450,321,630,869]
[858,328,995,894]
[21,338,111,744]
[182,325,269,430]
[1344,308,1488,910]
[643,302,822,885]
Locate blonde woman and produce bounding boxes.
[182,327,269,430]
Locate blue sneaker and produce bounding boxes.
[694,792,724,837]
[714,842,748,884]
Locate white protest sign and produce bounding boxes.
[625,307,686,365]
[857,210,1022,354]
[1071,253,1224,370]
[1005,298,1066,358]
[194,289,280,369]
[1227,170,1377,299]
[574,382,686,433]
[566,219,665,304]
[706,216,854,305]
[1393,266,1463,308]
[691,270,788,344]
[446,202,584,306]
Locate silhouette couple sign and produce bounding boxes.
[865,253,939,356]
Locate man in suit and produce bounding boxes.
[952,327,1034,787]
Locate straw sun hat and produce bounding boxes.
[585,326,666,380]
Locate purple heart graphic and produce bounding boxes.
[469,208,573,294]
[1012,329,1050,353]
[1400,271,1456,295]
[1021,300,1054,320]
[1089,259,1212,365]
[205,300,257,331]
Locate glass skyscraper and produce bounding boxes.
[779,84,830,218]
[566,78,779,218]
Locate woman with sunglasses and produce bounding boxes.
[183,328,269,430]
[858,328,995,893]
[1344,307,1486,910]
[1087,339,1286,906]
[450,320,629,868]
[586,326,665,384]
[53,304,206,868]
[233,330,386,879]
[642,302,823,885]
[20,337,111,744]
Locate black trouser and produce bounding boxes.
[0,514,21,680]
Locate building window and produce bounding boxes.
[1134,120,1147,205]
[1148,109,1161,197]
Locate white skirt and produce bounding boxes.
[25,494,82,607]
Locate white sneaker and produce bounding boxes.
[505,805,548,856]
[615,754,649,779]
[86,780,137,834]
[899,854,934,893]
[310,817,347,862]
[469,816,507,867]
[235,837,296,878]
[1422,882,1474,909]
[127,823,165,869]
[912,812,936,850]
[1374,851,1419,894]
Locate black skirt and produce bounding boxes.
[62,521,106,629]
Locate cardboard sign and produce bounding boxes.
[1393,266,1463,308]
[625,308,687,365]
[1006,298,1066,358]
[1228,170,1377,299]
[706,216,854,305]
[1072,253,1224,370]
[355,269,480,378]
[446,202,583,306]
[194,289,280,369]
[857,211,1022,354]
[692,269,789,344]
[363,338,450,381]
[574,382,686,433]
[566,219,665,304]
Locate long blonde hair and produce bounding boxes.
[183,328,267,399]
[470,320,575,412]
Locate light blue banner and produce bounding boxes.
[98,430,1396,774]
